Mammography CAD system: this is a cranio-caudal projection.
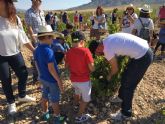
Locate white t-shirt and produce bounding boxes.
[103,33,149,61]
[93,14,107,29]
[0,16,30,56]
[122,13,138,34]
[133,17,154,36]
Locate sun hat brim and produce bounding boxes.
[138,8,153,13]
[37,32,61,38]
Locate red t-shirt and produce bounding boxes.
[66,47,94,82]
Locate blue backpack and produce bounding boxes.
[139,18,151,41]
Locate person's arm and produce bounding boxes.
[128,13,137,23]
[86,49,95,73]
[107,57,119,81]
[132,19,138,35]
[48,63,64,93]
[88,62,95,72]
[132,29,137,35]
[25,12,37,44]
[24,42,35,52]
[27,26,37,43]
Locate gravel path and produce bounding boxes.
[0,47,165,124]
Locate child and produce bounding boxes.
[62,23,74,37]
[65,31,95,123]
[79,14,83,30]
[51,33,70,65]
[34,25,65,123]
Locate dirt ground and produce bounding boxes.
[0,44,165,124]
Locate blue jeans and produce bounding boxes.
[118,49,153,117]
[0,53,28,104]
[40,79,60,103]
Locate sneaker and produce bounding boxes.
[54,114,68,124]
[110,111,130,121]
[110,96,123,103]
[18,95,36,102]
[75,114,91,123]
[74,105,79,112]
[42,112,50,121]
[8,103,17,115]
[54,116,60,124]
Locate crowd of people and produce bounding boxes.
[0,0,165,124]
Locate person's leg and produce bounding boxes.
[75,81,91,123]
[72,84,81,105]
[160,43,165,56]
[49,83,61,116]
[0,56,14,104]
[154,42,161,54]
[41,84,49,113]
[8,53,28,98]
[78,82,91,116]
[119,50,153,117]
[40,81,50,121]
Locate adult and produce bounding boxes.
[25,0,46,82]
[112,8,118,24]
[158,4,165,25]
[89,33,153,121]
[121,4,138,34]
[25,0,46,47]
[45,12,51,25]
[74,11,79,29]
[62,11,69,24]
[79,14,83,30]
[93,6,107,30]
[51,13,59,31]
[91,6,107,40]
[0,0,35,115]
[90,12,95,27]
[132,4,154,43]
[154,5,165,59]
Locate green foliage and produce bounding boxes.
[107,21,120,34]
[91,56,129,98]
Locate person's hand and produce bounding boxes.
[58,80,64,93]
[107,75,112,81]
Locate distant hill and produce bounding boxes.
[69,0,164,10]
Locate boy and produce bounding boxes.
[34,25,65,123]
[51,33,70,65]
[65,31,95,123]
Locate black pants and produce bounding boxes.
[154,42,165,53]
[0,53,28,104]
[118,49,153,117]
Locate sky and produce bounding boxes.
[15,0,91,10]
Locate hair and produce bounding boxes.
[139,11,150,18]
[66,23,74,29]
[96,6,104,16]
[4,0,17,24]
[126,7,134,15]
[89,40,100,55]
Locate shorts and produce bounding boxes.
[72,81,92,102]
[40,79,60,103]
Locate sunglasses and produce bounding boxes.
[47,35,53,39]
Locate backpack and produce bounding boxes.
[159,7,165,20]
[139,18,150,41]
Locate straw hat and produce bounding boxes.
[139,4,153,13]
[126,4,134,10]
[37,25,61,38]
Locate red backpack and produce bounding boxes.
[159,7,165,20]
